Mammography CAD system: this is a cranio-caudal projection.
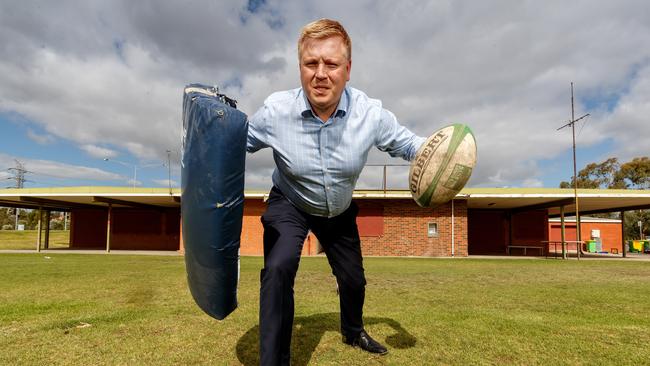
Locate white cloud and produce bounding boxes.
[26,129,55,145]
[601,64,650,160]
[1,1,649,189]
[152,178,177,187]
[522,178,544,188]
[0,170,13,188]
[80,144,118,159]
[0,153,124,185]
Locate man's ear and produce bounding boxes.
[346,59,352,81]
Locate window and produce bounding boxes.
[428,223,438,237]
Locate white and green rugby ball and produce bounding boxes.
[409,124,477,208]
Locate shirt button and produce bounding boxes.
[327,186,331,190]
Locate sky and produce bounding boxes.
[1,0,649,191]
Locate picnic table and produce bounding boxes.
[541,240,585,259]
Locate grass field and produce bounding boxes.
[1,254,649,365]
[0,230,69,250]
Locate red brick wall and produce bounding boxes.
[70,208,180,250]
[240,198,468,257]
[512,210,549,246]
[241,199,265,255]
[75,198,468,256]
[468,210,507,254]
[468,210,548,255]
[549,221,622,253]
[70,209,107,248]
[357,199,467,257]
[242,199,331,256]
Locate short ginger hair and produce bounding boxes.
[298,18,352,60]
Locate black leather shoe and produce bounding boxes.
[343,330,388,355]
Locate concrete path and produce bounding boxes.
[0,249,182,256]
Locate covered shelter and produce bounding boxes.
[1,187,650,257]
[464,188,650,256]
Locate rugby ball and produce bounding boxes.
[409,124,476,207]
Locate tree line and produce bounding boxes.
[0,208,68,231]
[559,156,649,240]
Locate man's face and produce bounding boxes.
[299,36,351,120]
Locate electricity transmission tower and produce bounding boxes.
[8,159,26,188]
[7,160,27,230]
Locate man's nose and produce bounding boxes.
[315,62,327,79]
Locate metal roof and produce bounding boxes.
[1,186,650,215]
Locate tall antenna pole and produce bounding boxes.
[557,82,589,258]
[166,149,172,195]
[571,83,580,255]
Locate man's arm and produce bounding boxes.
[247,105,270,153]
[374,109,426,161]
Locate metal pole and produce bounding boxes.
[36,207,42,252]
[44,210,51,249]
[133,166,137,189]
[167,150,172,195]
[571,83,581,260]
[560,206,566,259]
[621,211,626,258]
[15,208,19,230]
[106,203,112,253]
[383,165,387,193]
[639,215,643,240]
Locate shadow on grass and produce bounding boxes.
[236,312,416,366]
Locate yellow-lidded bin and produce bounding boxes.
[631,240,644,253]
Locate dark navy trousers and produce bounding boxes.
[259,187,366,366]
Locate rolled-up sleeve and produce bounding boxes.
[374,109,426,161]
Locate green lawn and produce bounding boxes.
[1,254,649,365]
[0,230,69,250]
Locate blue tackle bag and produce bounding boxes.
[181,84,247,320]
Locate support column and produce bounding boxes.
[44,210,51,249]
[106,204,112,253]
[621,210,626,258]
[560,206,566,259]
[36,207,43,252]
[69,211,75,248]
[161,210,167,250]
[507,211,513,255]
[178,215,185,254]
[576,213,581,260]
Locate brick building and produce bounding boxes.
[548,216,623,253]
[240,196,469,257]
[2,187,650,257]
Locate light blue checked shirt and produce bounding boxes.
[247,86,425,217]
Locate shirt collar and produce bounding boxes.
[300,86,349,119]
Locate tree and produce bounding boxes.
[560,156,650,240]
[25,209,40,230]
[614,157,650,189]
[0,207,10,229]
[559,157,620,189]
[624,210,650,240]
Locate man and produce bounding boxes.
[247,18,425,365]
